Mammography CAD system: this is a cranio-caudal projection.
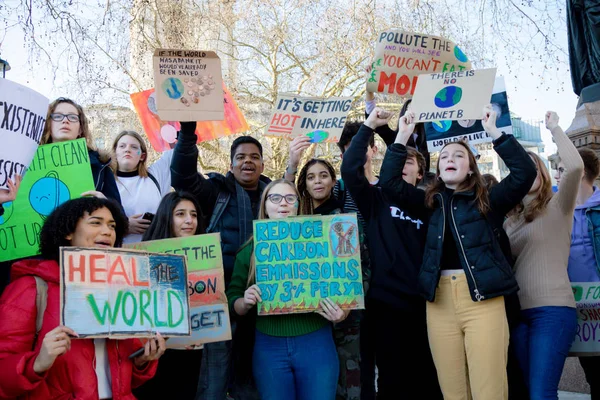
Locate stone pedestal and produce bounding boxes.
[566,83,600,151]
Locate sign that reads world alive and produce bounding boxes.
[253,214,365,315]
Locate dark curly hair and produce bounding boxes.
[40,197,128,261]
[297,158,336,215]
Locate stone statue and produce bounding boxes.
[567,0,600,96]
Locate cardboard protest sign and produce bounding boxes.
[265,94,353,143]
[0,79,49,190]
[367,30,472,97]
[0,139,94,262]
[410,68,497,123]
[570,282,600,356]
[153,49,224,122]
[424,77,512,151]
[60,247,190,338]
[130,84,248,152]
[127,233,231,347]
[253,214,365,315]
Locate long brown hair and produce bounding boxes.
[42,97,96,151]
[297,158,337,215]
[245,179,300,287]
[425,141,490,215]
[511,152,552,222]
[112,131,150,178]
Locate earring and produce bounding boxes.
[468,171,473,177]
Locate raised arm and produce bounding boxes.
[148,149,174,196]
[170,121,219,216]
[547,112,584,214]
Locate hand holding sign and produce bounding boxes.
[481,104,502,140]
[545,111,560,131]
[365,107,393,130]
[243,284,262,309]
[288,136,312,172]
[33,326,79,374]
[317,298,348,323]
[0,174,21,205]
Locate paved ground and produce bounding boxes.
[559,391,591,399]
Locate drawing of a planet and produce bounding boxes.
[162,78,184,100]
[306,130,329,143]
[454,46,468,63]
[0,201,13,225]
[434,86,463,108]
[432,120,452,133]
[29,171,71,217]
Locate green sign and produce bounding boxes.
[253,214,365,315]
[0,139,94,261]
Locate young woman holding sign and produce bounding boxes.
[226,179,347,400]
[0,196,165,399]
[41,97,122,204]
[134,191,204,400]
[111,131,174,244]
[378,104,537,399]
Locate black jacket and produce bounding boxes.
[341,124,427,310]
[380,134,537,302]
[89,150,122,206]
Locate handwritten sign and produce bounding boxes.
[130,84,248,152]
[425,77,512,151]
[153,49,224,121]
[60,247,190,338]
[410,68,497,123]
[0,139,94,262]
[126,233,231,347]
[253,214,365,315]
[0,79,49,190]
[367,30,472,97]
[265,94,353,143]
[570,282,600,356]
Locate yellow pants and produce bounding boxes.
[427,273,509,400]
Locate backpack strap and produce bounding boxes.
[147,172,161,194]
[33,276,48,349]
[335,179,347,209]
[207,191,231,233]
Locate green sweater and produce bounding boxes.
[226,240,329,337]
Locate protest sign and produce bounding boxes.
[130,84,248,152]
[126,233,231,347]
[60,247,191,338]
[153,49,224,121]
[0,139,94,262]
[265,94,353,143]
[570,282,600,356]
[425,77,511,151]
[410,68,497,123]
[0,79,49,190]
[367,30,472,97]
[253,214,365,315]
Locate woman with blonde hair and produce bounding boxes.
[504,111,583,399]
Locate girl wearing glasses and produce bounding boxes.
[226,179,346,400]
[41,98,122,204]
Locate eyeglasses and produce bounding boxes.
[267,194,298,204]
[50,113,80,123]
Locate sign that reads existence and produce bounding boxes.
[253,214,365,315]
[570,282,600,356]
[367,30,472,97]
[410,68,497,123]
[153,49,224,122]
[0,139,95,262]
[60,247,191,338]
[0,79,49,190]
[265,94,353,143]
[127,233,231,348]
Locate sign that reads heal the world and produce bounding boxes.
[0,79,49,190]
[253,214,365,315]
[153,49,224,122]
[265,94,353,143]
[0,139,95,262]
[60,247,191,338]
[367,30,472,97]
[570,282,600,356]
[410,68,497,123]
[126,233,231,348]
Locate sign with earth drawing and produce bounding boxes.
[367,30,472,97]
[253,214,365,315]
[410,68,497,123]
[0,138,95,262]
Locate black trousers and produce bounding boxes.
[580,356,600,400]
[364,298,442,400]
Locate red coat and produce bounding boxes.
[0,259,158,400]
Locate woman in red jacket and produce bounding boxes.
[0,196,166,400]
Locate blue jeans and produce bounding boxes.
[253,325,339,400]
[196,339,231,400]
[513,306,578,400]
